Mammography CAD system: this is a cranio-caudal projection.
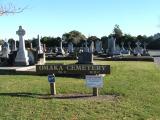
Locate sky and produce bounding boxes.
[0,0,160,40]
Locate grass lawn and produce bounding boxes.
[0,60,160,120]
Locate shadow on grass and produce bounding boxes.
[0,92,45,98]
[0,92,120,100]
[0,92,96,99]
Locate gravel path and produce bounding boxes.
[154,57,160,67]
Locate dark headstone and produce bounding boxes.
[77,52,93,64]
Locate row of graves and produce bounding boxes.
[0,26,45,67]
[45,35,152,61]
[107,36,149,57]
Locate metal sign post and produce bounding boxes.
[48,74,56,95]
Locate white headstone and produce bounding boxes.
[15,26,29,66]
[37,35,43,54]
[89,41,94,53]
[57,39,65,55]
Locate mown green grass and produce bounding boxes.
[0,60,160,120]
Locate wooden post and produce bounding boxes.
[50,82,56,95]
[93,88,98,96]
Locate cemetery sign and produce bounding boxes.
[36,64,110,74]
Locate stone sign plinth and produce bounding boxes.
[15,26,29,66]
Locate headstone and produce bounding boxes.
[120,42,129,54]
[95,40,102,53]
[108,36,116,56]
[68,42,74,53]
[10,40,17,51]
[15,26,29,66]
[89,41,94,53]
[83,40,89,52]
[56,38,65,55]
[37,35,43,54]
[78,52,94,64]
[28,50,35,65]
[1,42,10,58]
[142,42,149,56]
[134,41,143,56]
[0,45,2,51]
[29,42,33,49]
[78,41,93,64]
[121,42,125,51]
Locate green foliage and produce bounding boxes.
[113,24,123,44]
[147,39,160,50]
[62,30,86,45]
[101,36,108,50]
[41,37,60,47]
[0,61,160,119]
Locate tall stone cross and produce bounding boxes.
[16,26,25,50]
[15,26,29,66]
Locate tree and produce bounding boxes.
[113,24,123,45]
[41,36,59,47]
[0,2,27,16]
[87,36,99,42]
[62,30,86,45]
[147,39,160,50]
[121,34,136,48]
[136,35,148,43]
[101,36,108,51]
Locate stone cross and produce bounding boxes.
[16,26,25,50]
[15,26,29,66]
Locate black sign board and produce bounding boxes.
[36,64,110,75]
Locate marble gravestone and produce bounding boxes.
[15,26,29,66]
[57,38,65,56]
[89,41,94,53]
[108,36,116,56]
[37,35,43,54]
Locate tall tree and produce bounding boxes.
[113,24,123,45]
[62,30,86,45]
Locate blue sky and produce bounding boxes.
[0,0,160,40]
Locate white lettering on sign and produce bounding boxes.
[85,75,103,88]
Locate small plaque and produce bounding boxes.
[48,74,55,83]
[86,75,103,88]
